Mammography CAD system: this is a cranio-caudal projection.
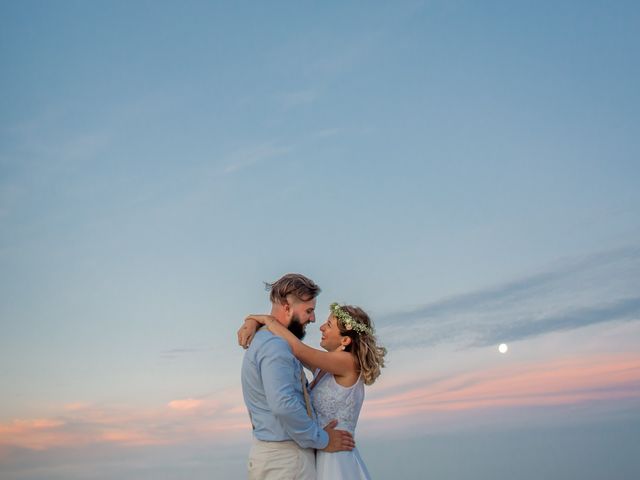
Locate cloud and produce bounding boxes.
[0,183,22,220]
[223,143,293,173]
[378,245,640,348]
[473,296,640,347]
[160,347,212,359]
[5,122,111,168]
[167,398,205,411]
[311,128,343,139]
[361,353,640,431]
[63,403,91,411]
[0,389,248,452]
[278,89,318,109]
[0,115,113,227]
[3,351,640,464]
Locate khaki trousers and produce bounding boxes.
[248,438,315,480]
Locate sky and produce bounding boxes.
[1,0,639,478]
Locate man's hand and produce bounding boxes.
[237,318,260,349]
[322,419,355,452]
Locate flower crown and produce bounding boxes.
[329,303,374,336]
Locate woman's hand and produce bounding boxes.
[237,315,276,349]
[237,317,259,349]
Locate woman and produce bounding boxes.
[240,302,386,479]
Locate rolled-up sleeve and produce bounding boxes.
[258,338,329,450]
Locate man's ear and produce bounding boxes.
[282,300,292,319]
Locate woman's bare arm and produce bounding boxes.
[237,317,260,349]
[246,314,355,376]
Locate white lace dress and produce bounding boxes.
[311,371,371,479]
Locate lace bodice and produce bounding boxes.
[311,371,364,435]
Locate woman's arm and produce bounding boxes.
[239,315,314,369]
[237,317,260,349]
[246,315,355,376]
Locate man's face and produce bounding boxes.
[287,314,306,340]
[286,297,317,339]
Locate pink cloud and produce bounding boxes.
[362,353,640,423]
[100,429,170,446]
[0,388,250,452]
[0,418,85,451]
[2,353,638,455]
[167,398,205,411]
[63,402,91,411]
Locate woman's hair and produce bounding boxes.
[335,305,387,386]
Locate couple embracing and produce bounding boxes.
[238,273,386,479]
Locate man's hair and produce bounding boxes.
[265,273,321,304]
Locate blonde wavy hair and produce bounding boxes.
[334,305,387,386]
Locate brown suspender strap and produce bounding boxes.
[300,369,313,418]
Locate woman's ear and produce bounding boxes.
[341,336,352,348]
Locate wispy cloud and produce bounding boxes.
[0,389,247,452]
[378,246,640,348]
[160,347,212,360]
[0,183,22,220]
[223,142,293,173]
[0,116,112,223]
[473,296,640,347]
[362,353,640,430]
[311,127,343,139]
[278,89,318,109]
[4,121,111,168]
[167,398,205,411]
[5,347,640,454]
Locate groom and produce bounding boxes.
[240,273,355,479]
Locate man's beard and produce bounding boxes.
[288,314,306,340]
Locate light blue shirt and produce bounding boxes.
[241,329,329,449]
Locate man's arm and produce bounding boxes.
[259,337,330,449]
[260,339,355,451]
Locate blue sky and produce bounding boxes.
[1,1,639,478]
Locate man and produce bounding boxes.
[240,273,355,479]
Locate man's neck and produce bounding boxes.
[270,306,288,327]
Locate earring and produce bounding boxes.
[341,345,346,351]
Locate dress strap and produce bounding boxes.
[309,369,329,390]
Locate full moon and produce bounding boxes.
[498,343,508,354]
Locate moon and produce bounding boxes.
[498,343,508,354]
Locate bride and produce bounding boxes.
[240,302,386,479]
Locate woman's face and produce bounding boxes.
[319,314,345,352]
